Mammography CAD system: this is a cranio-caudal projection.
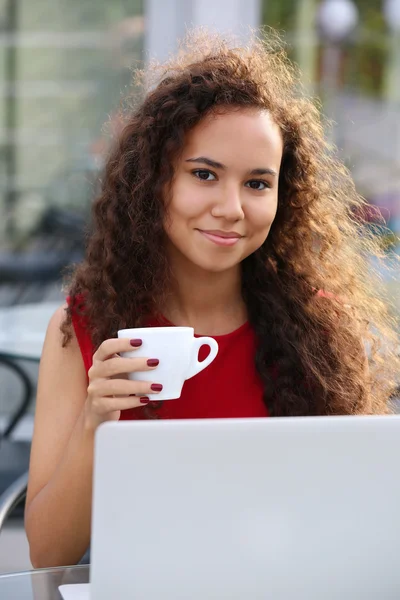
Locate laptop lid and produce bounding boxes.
[90,416,400,600]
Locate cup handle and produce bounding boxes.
[186,337,219,380]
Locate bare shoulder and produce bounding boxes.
[49,302,68,326]
[42,302,83,360]
[44,302,69,345]
[39,301,88,413]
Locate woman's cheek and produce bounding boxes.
[247,203,277,231]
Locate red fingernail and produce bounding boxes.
[147,359,159,367]
[130,339,142,347]
[140,397,150,404]
[151,384,163,392]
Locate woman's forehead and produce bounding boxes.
[181,109,283,170]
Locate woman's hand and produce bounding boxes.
[84,337,161,431]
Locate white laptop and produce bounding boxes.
[61,415,400,600]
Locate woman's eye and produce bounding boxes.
[193,169,216,181]
[246,180,270,191]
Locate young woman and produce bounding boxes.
[25,31,400,568]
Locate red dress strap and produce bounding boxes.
[66,295,94,373]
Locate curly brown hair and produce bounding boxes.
[62,29,400,416]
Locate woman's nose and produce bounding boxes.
[211,188,245,221]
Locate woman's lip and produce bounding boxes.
[197,230,242,247]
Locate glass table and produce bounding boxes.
[0,565,89,599]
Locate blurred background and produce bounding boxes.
[0,0,399,573]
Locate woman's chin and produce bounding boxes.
[188,255,242,273]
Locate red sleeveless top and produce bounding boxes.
[67,298,269,420]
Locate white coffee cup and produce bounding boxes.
[118,327,219,401]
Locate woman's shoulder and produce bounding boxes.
[46,302,69,338]
[41,303,83,370]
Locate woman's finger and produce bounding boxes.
[95,395,152,413]
[90,356,159,379]
[88,377,161,399]
[93,337,143,362]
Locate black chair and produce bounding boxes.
[0,357,33,440]
[0,458,29,532]
[0,357,32,530]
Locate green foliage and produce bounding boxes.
[262,0,391,97]
[348,3,388,96]
[262,0,296,30]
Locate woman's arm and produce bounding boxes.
[25,305,95,567]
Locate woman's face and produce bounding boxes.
[164,108,283,273]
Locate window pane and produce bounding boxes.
[0,0,144,242]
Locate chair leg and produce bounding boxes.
[0,471,29,534]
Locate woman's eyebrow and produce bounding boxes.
[185,156,277,177]
[185,156,225,169]
[248,168,277,177]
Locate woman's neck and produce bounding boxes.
[162,260,247,336]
